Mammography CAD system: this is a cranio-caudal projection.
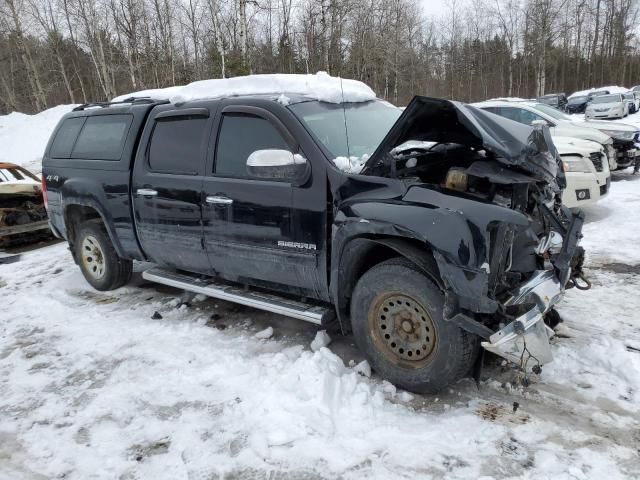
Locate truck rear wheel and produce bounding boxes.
[75,221,132,291]
[350,257,477,394]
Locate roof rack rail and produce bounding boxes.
[72,97,159,111]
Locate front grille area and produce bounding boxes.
[590,152,604,172]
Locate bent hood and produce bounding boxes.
[362,96,558,183]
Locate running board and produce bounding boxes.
[142,267,333,325]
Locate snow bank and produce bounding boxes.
[0,104,76,174]
[569,86,630,98]
[113,72,376,105]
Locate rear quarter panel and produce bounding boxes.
[42,104,155,260]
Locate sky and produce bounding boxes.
[419,0,452,18]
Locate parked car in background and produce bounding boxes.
[477,99,640,171]
[622,92,637,114]
[587,89,611,101]
[566,95,589,114]
[537,93,568,111]
[586,93,628,119]
[552,137,610,208]
[473,100,618,170]
[632,85,640,92]
[0,163,50,246]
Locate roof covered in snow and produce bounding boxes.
[569,86,630,98]
[112,72,377,105]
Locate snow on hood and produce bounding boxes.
[112,72,376,105]
[0,105,77,174]
[364,96,559,184]
[569,86,630,98]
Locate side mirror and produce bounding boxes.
[246,149,310,184]
[531,119,548,127]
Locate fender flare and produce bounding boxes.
[63,200,127,259]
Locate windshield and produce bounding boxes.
[592,94,621,104]
[538,96,558,105]
[290,100,401,161]
[568,96,587,104]
[531,103,572,121]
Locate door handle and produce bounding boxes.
[136,188,158,196]
[206,195,234,205]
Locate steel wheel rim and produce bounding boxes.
[369,292,437,368]
[81,235,106,280]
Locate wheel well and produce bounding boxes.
[64,205,103,260]
[336,237,441,332]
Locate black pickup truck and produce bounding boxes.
[42,89,587,393]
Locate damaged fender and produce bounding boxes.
[332,183,530,328]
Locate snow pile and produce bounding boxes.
[254,326,274,339]
[113,72,376,105]
[310,330,331,351]
[0,104,75,173]
[569,86,630,98]
[333,154,370,173]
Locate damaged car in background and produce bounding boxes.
[0,163,50,246]
[43,79,589,393]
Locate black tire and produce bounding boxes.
[75,221,132,291]
[350,257,477,394]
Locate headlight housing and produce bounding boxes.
[562,156,592,173]
[601,130,637,141]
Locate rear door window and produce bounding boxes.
[49,117,86,158]
[148,116,208,175]
[72,115,132,160]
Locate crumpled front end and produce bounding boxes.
[482,271,563,369]
[435,196,586,371]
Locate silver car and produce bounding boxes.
[585,93,629,119]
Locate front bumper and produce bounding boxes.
[482,270,561,367]
[586,111,624,119]
[481,209,584,370]
[561,171,608,208]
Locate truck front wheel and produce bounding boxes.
[350,257,477,394]
[75,221,132,291]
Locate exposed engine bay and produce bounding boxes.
[360,96,590,371]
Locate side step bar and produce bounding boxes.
[142,267,334,326]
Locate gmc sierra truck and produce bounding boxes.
[42,76,588,393]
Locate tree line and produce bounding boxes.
[1,0,639,114]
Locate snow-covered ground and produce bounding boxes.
[1,176,639,479]
[0,105,75,174]
[1,104,640,479]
